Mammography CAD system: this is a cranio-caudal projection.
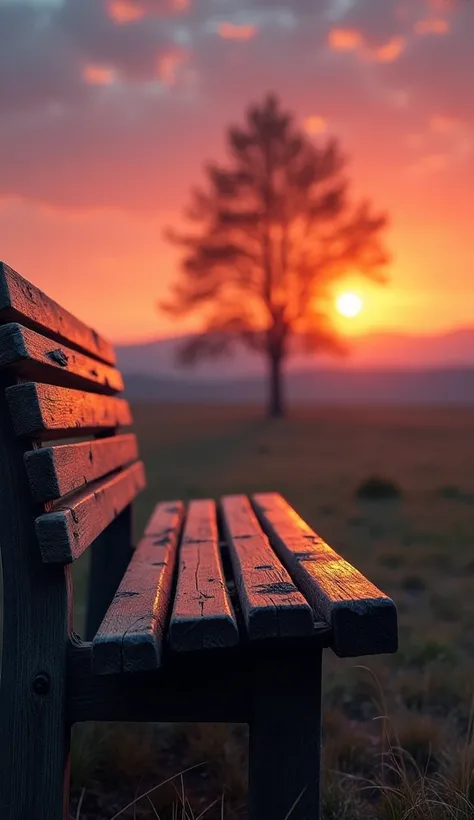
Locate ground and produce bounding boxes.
[68,404,474,818]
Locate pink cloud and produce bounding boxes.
[107,0,145,24]
[157,47,189,85]
[217,22,259,41]
[107,0,190,24]
[372,36,405,63]
[1,0,473,218]
[82,63,117,85]
[328,28,405,63]
[414,17,450,35]
[328,27,363,52]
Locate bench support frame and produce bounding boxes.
[0,380,72,820]
[68,641,323,820]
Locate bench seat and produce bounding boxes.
[91,493,396,674]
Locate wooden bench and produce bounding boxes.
[0,261,398,820]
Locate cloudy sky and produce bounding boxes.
[0,0,473,343]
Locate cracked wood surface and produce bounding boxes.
[252,493,398,657]
[6,382,132,440]
[0,261,116,365]
[35,461,145,563]
[0,322,123,394]
[92,502,184,673]
[221,495,314,639]
[24,433,139,503]
[169,499,238,652]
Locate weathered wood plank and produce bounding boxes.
[24,433,138,503]
[252,493,398,657]
[0,322,123,394]
[170,499,238,652]
[221,495,314,640]
[92,501,184,673]
[6,382,132,439]
[0,261,115,365]
[69,641,251,724]
[35,461,146,563]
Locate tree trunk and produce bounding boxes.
[267,353,285,419]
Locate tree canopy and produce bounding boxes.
[162,93,390,416]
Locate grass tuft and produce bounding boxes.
[355,476,403,501]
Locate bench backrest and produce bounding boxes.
[0,261,145,652]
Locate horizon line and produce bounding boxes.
[111,323,474,347]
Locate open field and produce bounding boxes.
[68,404,474,816]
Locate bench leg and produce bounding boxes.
[0,381,73,819]
[0,568,73,819]
[248,649,322,820]
[0,699,71,820]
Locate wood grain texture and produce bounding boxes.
[24,433,138,503]
[0,322,123,394]
[0,374,72,819]
[252,493,398,657]
[221,495,314,640]
[35,461,146,564]
[6,382,132,439]
[0,261,115,365]
[92,501,184,673]
[170,499,238,652]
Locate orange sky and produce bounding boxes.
[1,0,473,346]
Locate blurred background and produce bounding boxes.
[2,0,474,817]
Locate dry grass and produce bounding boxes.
[67,404,474,818]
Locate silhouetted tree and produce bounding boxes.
[161,94,390,418]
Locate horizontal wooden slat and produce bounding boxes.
[221,495,314,640]
[70,642,250,723]
[6,382,132,439]
[252,493,398,657]
[35,461,145,563]
[93,501,184,673]
[170,500,238,652]
[24,433,139,503]
[0,262,115,365]
[0,323,123,394]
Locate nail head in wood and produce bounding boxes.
[32,673,51,696]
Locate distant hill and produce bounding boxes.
[117,327,474,404]
[123,368,474,405]
[116,327,474,381]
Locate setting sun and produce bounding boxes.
[336,292,363,318]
